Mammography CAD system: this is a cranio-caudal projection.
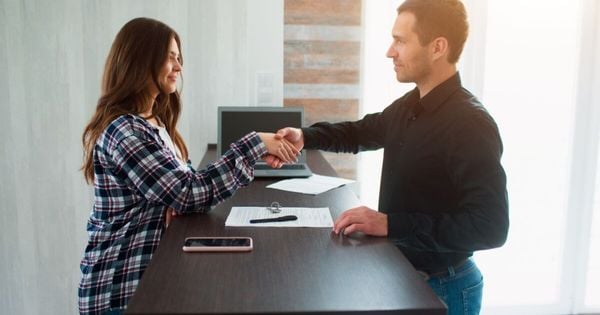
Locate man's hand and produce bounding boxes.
[257,132,299,164]
[333,206,388,237]
[263,127,305,168]
[274,127,304,150]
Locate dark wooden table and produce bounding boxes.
[126,146,446,315]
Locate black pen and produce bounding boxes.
[249,215,298,224]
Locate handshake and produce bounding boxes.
[257,127,304,168]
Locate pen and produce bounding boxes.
[249,215,298,224]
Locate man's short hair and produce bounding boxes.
[397,0,469,64]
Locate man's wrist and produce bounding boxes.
[300,127,312,149]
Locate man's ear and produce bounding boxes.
[431,37,449,62]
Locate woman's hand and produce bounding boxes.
[257,132,299,164]
[165,208,177,228]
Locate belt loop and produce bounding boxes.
[447,265,456,277]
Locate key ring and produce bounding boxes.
[267,201,282,213]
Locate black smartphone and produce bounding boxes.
[182,237,253,252]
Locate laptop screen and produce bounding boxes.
[218,107,304,156]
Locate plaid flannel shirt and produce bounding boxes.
[78,114,266,314]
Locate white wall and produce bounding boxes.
[0,0,283,314]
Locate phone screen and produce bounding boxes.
[184,238,251,247]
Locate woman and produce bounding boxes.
[78,17,297,315]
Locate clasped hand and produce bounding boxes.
[257,132,300,166]
[261,127,304,168]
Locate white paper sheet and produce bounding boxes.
[225,206,333,228]
[266,174,355,195]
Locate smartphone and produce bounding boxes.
[182,237,253,252]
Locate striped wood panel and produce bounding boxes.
[284,0,362,179]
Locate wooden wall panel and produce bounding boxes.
[284,0,362,179]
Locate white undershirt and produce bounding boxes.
[155,125,186,167]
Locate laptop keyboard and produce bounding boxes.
[254,163,306,170]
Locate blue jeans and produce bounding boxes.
[423,259,483,315]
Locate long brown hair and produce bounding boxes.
[82,17,188,183]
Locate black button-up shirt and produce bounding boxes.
[302,73,508,272]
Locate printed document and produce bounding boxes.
[266,174,355,195]
[225,206,333,228]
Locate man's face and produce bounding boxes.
[386,12,433,84]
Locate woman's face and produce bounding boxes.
[156,37,182,95]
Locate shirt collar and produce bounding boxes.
[131,114,163,130]
[417,72,463,113]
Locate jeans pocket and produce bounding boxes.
[462,277,483,315]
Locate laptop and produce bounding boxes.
[217,106,313,178]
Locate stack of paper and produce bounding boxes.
[266,174,355,195]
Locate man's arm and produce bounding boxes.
[301,112,386,153]
[264,112,388,168]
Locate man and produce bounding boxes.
[267,0,508,314]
